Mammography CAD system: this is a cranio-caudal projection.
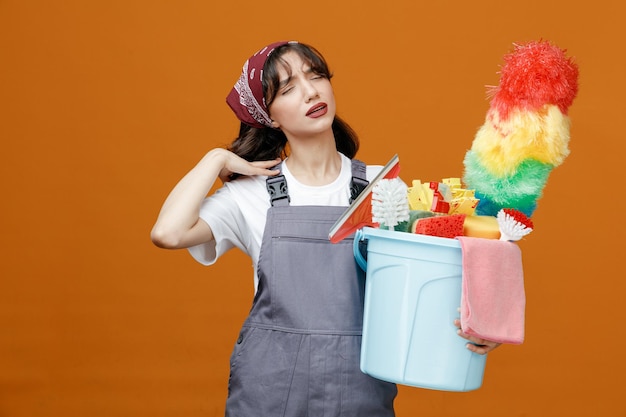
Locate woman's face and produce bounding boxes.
[267,51,336,139]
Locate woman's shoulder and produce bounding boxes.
[224,174,272,208]
[225,173,267,190]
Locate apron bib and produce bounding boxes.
[225,161,396,417]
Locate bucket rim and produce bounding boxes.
[359,227,461,248]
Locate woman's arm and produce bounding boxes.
[150,148,280,249]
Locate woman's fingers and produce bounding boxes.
[219,156,281,182]
[453,319,501,355]
[249,158,282,175]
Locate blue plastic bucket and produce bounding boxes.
[354,227,486,391]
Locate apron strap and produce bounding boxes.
[349,159,369,203]
[266,161,290,207]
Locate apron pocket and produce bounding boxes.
[227,328,305,416]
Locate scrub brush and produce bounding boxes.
[497,208,534,241]
[371,178,410,230]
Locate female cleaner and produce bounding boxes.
[151,41,498,416]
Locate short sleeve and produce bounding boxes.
[187,186,247,265]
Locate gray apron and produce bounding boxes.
[225,160,397,416]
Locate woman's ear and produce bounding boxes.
[271,120,280,128]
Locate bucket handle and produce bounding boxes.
[353,229,368,271]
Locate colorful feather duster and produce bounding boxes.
[463,40,579,217]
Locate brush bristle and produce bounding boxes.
[371,178,410,229]
[497,208,534,241]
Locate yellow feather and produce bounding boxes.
[471,105,570,176]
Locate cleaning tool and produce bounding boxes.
[412,214,466,239]
[462,215,501,239]
[497,208,534,242]
[463,40,579,217]
[329,154,400,243]
[371,178,410,230]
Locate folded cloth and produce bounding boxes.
[457,236,525,344]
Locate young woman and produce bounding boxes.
[151,41,498,416]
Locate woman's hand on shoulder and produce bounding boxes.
[151,148,281,250]
[207,148,281,182]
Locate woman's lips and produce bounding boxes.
[306,103,327,118]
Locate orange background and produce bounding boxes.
[1,1,624,416]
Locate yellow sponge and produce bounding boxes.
[463,215,501,239]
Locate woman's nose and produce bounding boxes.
[303,81,320,102]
